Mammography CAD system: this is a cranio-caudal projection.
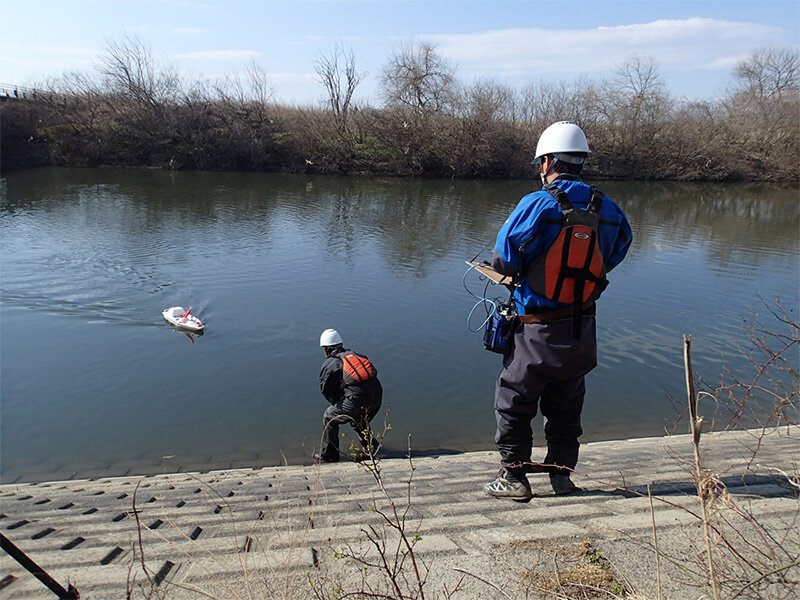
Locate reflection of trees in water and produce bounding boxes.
[4,167,283,223]
[290,176,533,277]
[606,181,799,271]
[281,176,548,279]
[6,169,796,278]
[2,169,290,300]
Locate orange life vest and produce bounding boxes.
[340,352,376,384]
[526,184,607,337]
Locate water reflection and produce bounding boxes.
[1,168,797,483]
[177,330,201,344]
[5,169,796,276]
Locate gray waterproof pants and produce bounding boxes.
[494,316,597,474]
[321,398,382,461]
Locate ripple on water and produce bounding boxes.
[1,171,798,482]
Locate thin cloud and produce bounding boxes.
[0,44,96,77]
[704,54,751,70]
[270,72,318,83]
[176,50,259,60]
[184,71,316,84]
[1,56,93,70]
[37,46,98,57]
[0,43,97,57]
[170,27,205,35]
[306,35,371,42]
[426,18,787,75]
[129,25,205,36]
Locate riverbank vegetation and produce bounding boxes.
[1,38,797,181]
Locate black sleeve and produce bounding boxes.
[319,357,343,404]
[490,248,518,276]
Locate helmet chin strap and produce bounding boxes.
[540,156,555,185]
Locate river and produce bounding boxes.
[1,168,797,483]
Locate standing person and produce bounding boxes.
[484,121,632,501]
[315,329,383,463]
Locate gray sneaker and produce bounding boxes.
[484,468,533,502]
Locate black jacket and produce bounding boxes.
[319,348,382,406]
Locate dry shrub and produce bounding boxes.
[3,42,797,181]
[511,538,629,599]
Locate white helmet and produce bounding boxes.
[531,121,590,165]
[319,328,343,347]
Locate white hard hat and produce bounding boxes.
[319,328,343,347]
[531,121,590,165]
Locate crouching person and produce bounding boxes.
[315,329,383,463]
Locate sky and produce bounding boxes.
[1,0,798,105]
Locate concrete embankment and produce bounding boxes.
[1,427,798,599]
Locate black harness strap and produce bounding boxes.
[588,186,604,214]
[552,223,571,302]
[544,182,573,213]
[572,229,599,337]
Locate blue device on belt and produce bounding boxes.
[483,306,515,354]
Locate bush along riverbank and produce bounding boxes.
[1,40,797,182]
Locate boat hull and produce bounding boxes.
[162,307,204,332]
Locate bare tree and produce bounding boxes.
[520,80,582,125]
[516,78,602,159]
[613,54,672,127]
[461,78,517,123]
[246,59,274,106]
[723,48,799,178]
[215,59,274,106]
[594,54,672,162]
[314,43,365,131]
[91,33,187,164]
[520,80,571,128]
[380,42,456,117]
[46,70,105,127]
[733,48,799,103]
[209,60,275,115]
[99,34,179,108]
[452,78,525,176]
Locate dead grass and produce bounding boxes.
[509,538,630,598]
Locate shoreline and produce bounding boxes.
[2,427,797,598]
[0,425,696,487]
[4,163,800,185]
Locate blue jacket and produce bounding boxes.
[492,175,632,313]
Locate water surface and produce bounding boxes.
[1,168,797,482]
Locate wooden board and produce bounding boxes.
[465,261,514,287]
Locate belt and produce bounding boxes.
[517,302,595,324]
